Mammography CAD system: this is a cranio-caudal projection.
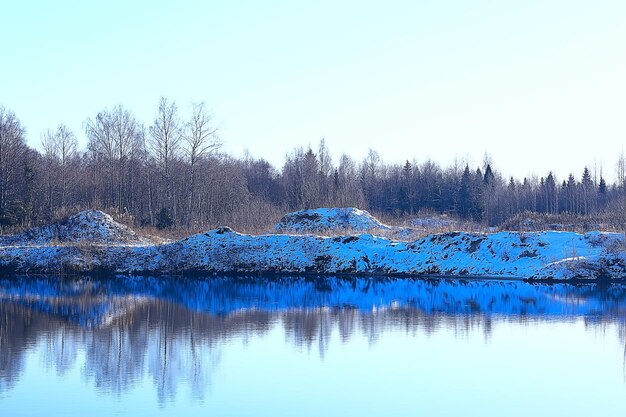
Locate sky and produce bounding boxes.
[2,0,626,182]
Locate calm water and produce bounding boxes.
[0,275,625,416]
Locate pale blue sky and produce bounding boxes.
[2,0,625,181]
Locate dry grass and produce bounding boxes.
[133,226,190,243]
[272,212,492,242]
[500,211,624,233]
[6,205,625,247]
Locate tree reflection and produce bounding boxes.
[1,275,626,399]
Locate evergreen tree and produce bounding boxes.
[399,160,413,214]
[156,207,174,229]
[559,180,568,213]
[581,167,593,214]
[545,173,558,214]
[458,165,472,219]
[598,176,607,209]
[483,164,494,185]
[566,174,577,213]
[472,168,484,221]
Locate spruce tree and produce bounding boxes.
[458,165,472,219]
[598,176,607,209]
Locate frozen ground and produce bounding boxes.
[275,208,390,233]
[0,209,624,280]
[274,207,485,239]
[0,210,146,245]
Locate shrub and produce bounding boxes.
[155,208,173,230]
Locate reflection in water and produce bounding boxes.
[0,299,270,402]
[0,275,626,402]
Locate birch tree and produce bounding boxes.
[183,102,220,227]
[85,106,142,211]
[0,106,26,216]
[149,97,182,221]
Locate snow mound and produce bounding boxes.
[275,208,390,233]
[0,224,625,279]
[1,210,145,245]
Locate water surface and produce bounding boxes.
[0,275,625,416]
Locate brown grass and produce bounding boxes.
[272,214,492,242]
[500,211,624,233]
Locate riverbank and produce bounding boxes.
[0,209,624,280]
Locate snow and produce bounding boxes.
[274,208,484,240]
[2,275,625,323]
[275,208,390,233]
[0,209,625,280]
[0,210,146,245]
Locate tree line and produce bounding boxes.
[0,100,625,232]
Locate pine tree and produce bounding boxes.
[545,173,558,214]
[458,165,472,219]
[473,168,484,221]
[156,207,173,229]
[483,164,494,186]
[566,174,577,213]
[399,160,413,214]
[581,167,593,214]
[598,176,607,209]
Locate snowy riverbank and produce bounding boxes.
[0,209,625,280]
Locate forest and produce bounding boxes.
[1,99,625,233]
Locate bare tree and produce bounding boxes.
[317,138,332,205]
[617,152,626,191]
[52,124,77,206]
[41,129,58,217]
[0,106,26,215]
[85,106,142,211]
[334,154,364,207]
[149,97,182,221]
[183,102,220,227]
[617,152,626,234]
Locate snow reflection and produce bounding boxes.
[0,275,625,401]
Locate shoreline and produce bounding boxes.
[3,269,626,285]
[1,210,625,281]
